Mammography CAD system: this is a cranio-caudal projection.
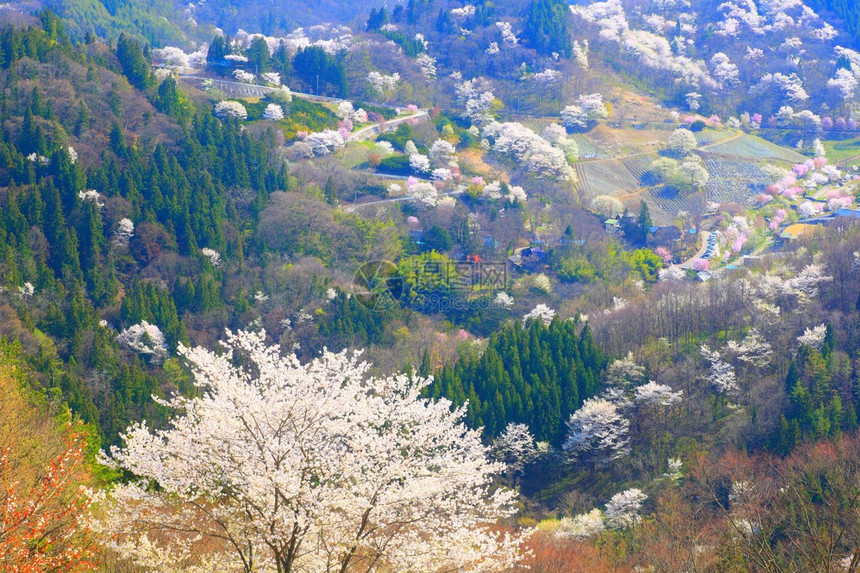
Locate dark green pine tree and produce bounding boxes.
[637,200,653,246]
[116,33,151,90]
[207,34,230,64]
[247,37,270,74]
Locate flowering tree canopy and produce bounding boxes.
[214,101,248,120]
[261,103,284,120]
[523,304,557,325]
[667,128,698,156]
[635,380,684,407]
[564,397,630,466]
[561,94,609,130]
[604,488,647,529]
[99,330,527,573]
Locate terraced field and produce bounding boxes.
[704,133,806,163]
[575,160,640,201]
[569,133,601,160]
[694,128,730,146]
[620,153,660,182]
[702,157,773,204]
[644,186,700,223]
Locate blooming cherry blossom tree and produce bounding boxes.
[797,324,827,350]
[556,509,605,539]
[701,345,739,396]
[491,423,544,475]
[409,153,432,174]
[117,321,168,363]
[564,398,630,467]
[113,218,135,247]
[305,130,345,155]
[523,304,556,325]
[214,101,248,120]
[604,488,647,529]
[635,381,684,407]
[561,94,609,130]
[668,128,698,156]
[429,140,457,167]
[604,352,645,389]
[262,103,284,120]
[367,71,400,100]
[99,330,528,573]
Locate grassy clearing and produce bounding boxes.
[706,132,806,163]
[822,138,860,166]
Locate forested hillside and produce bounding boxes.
[4,1,860,571]
[0,14,289,444]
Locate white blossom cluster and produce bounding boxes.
[200,247,221,266]
[117,321,168,363]
[592,194,624,217]
[451,5,476,18]
[490,423,544,474]
[408,180,440,208]
[572,40,589,69]
[214,101,248,120]
[482,121,574,180]
[409,153,432,174]
[716,0,836,39]
[494,291,514,308]
[523,304,556,325]
[797,323,827,350]
[571,0,716,89]
[113,218,135,247]
[532,68,561,85]
[261,72,281,86]
[262,103,284,120]
[635,380,684,407]
[605,488,647,529]
[305,130,346,155]
[495,21,518,46]
[667,128,697,156]
[151,46,207,69]
[416,53,437,78]
[428,139,457,167]
[711,52,740,88]
[561,93,609,130]
[231,25,353,57]
[232,69,256,83]
[555,509,606,539]
[829,47,860,100]
[78,189,104,208]
[701,344,740,396]
[604,352,646,389]
[455,78,496,124]
[96,330,528,571]
[750,72,809,103]
[367,71,400,99]
[564,397,630,464]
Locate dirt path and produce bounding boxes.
[349,111,429,141]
